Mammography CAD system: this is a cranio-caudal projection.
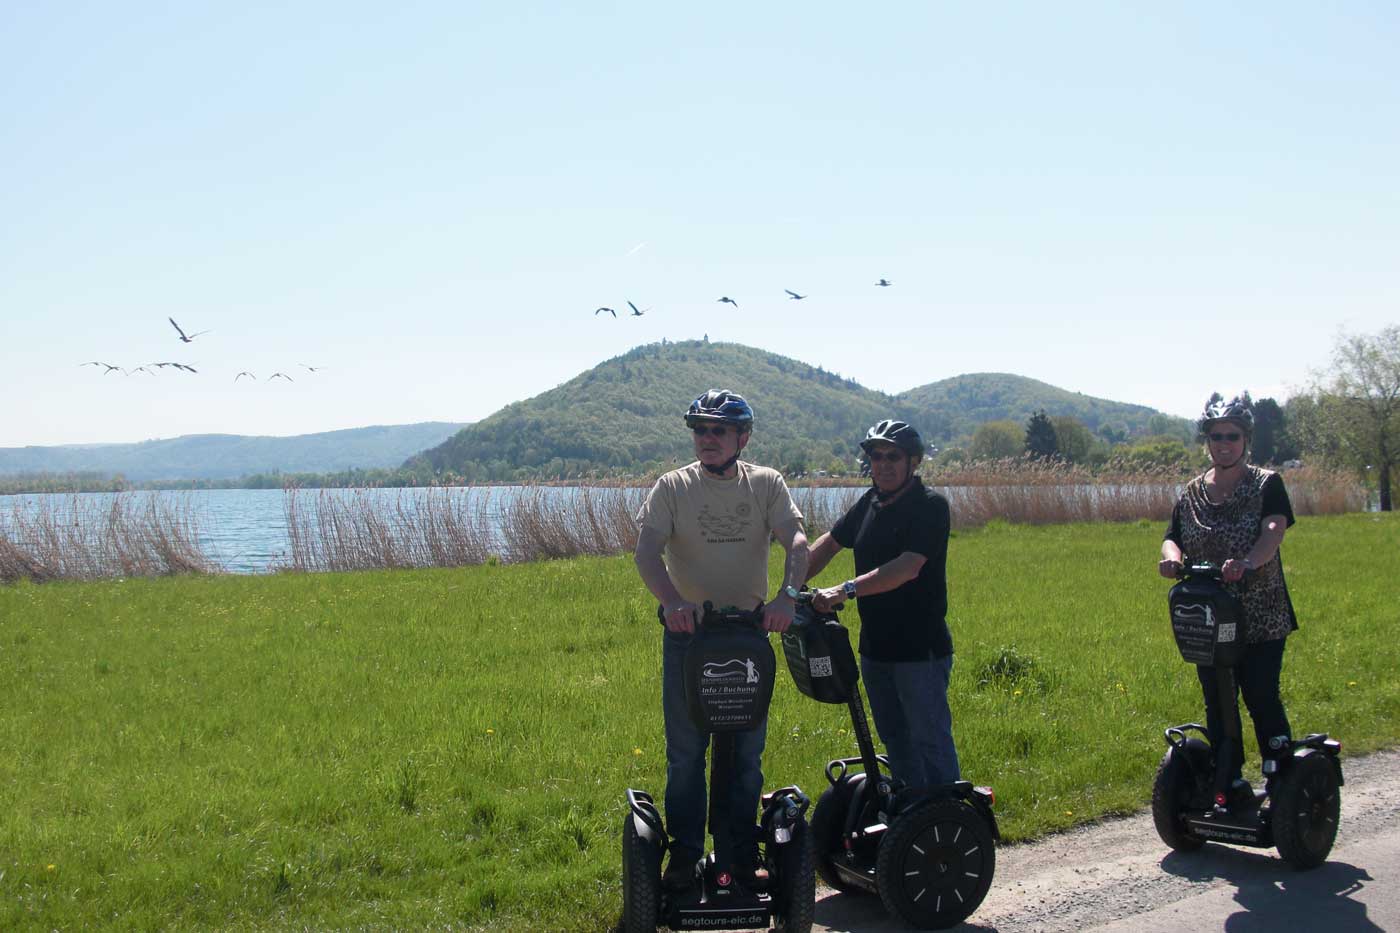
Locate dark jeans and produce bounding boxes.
[662,630,767,859]
[860,653,961,789]
[1196,637,1292,782]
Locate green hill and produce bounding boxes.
[411,341,917,480]
[0,422,468,483]
[411,342,1176,480]
[899,372,1166,439]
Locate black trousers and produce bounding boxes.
[1196,637,1292,781]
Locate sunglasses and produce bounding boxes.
[866,450,906,463]
[1208,432,1243,442]
[691,425,732,438]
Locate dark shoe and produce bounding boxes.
[663,846,702,891]
[730,844,770,892]
[1228,778,1256,809]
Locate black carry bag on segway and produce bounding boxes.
[622,603,814,933]
[781,594,997,930]
[1152,562,1343,870]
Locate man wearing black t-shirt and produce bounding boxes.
[805,420,960,790]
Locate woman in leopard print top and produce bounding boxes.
[1158,394,1297,792]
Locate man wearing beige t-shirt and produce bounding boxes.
[634,389,808,892]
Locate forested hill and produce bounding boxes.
[410,341,1174,481]
[899,373,1163,439]
[410,341,915,480]
[0,422,468,482]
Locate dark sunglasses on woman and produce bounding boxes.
[1208,432,1242,442]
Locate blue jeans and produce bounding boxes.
[662,629,768,858]
[861,653,960,789]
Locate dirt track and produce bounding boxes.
[810,747,1400,932]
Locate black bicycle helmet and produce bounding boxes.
[860,419,924,457]
[684,390,754,430]
[1198,393,1254,438]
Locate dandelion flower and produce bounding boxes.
[46,864,56,872]
[1013,689,1023,697]
[485,728,495,735]
[1348,681,1357,687]
[633,748,643,756]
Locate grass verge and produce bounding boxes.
[1,513,1395,930]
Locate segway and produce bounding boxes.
[622,603,815,932]
[1152,561,1343,869]
[781,592,997,930]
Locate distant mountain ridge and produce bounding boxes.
[411,340,1175,480]
[902,372,1162,438]
[0,422,468,482]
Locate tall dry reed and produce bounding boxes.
[0,493,217,584]
[1274,464,1368,516]
[282,485,645,573]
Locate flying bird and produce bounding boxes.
[875,279,892,287]
[269,372,293,381]
[627,301,647,317]
[717,297,739,308]
[235,371,256,382]
[299,363,323,373]
[595,307,617,318]
[172,363,198,373]
[81,361,122,374]
[785,290,806,300]
[128,366,155,376]
[168,317,211,343]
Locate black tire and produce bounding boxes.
[1151,739,1209,853]
[1272,754,1341,870]
[810,784,871,895]
[773,819,816,933]
[621,814,661,933]
[875,798,995,930]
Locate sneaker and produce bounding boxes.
[662,845,702,891]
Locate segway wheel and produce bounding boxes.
[1151,739,1209,852]
[773,819,816,933]
[810,784,870,895]
[1272,753,1341,870]
[621,815,661,933]
[875,797,995,930]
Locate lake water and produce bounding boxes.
[0,486,866,574]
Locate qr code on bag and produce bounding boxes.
[810,656,833,677]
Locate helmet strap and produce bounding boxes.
[873,471,916,504]
[702,454,740,476]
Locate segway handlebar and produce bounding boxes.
[1170,560,1256,581]
[655,600,767,628]
[787,586,845,624]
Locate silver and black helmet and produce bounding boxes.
[1198,394,1254,438]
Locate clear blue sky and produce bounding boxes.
[3,2,1396,447]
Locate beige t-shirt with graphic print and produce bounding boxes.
[635,461,803,610]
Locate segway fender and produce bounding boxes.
[625,788,668,848]
[1292,745,1345,787]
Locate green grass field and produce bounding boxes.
[2,514,1396,931]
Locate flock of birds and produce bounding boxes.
[594,280,893,317]
[82,282,898,380]
[80,318,323,383]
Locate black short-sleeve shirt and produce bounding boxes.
[830,477,953,662]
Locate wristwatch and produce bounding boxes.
[782,584,801,600]
[842,579,858,600]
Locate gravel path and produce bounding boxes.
[810,747,1400,932]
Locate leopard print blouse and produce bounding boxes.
[1169,465,1297,643]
